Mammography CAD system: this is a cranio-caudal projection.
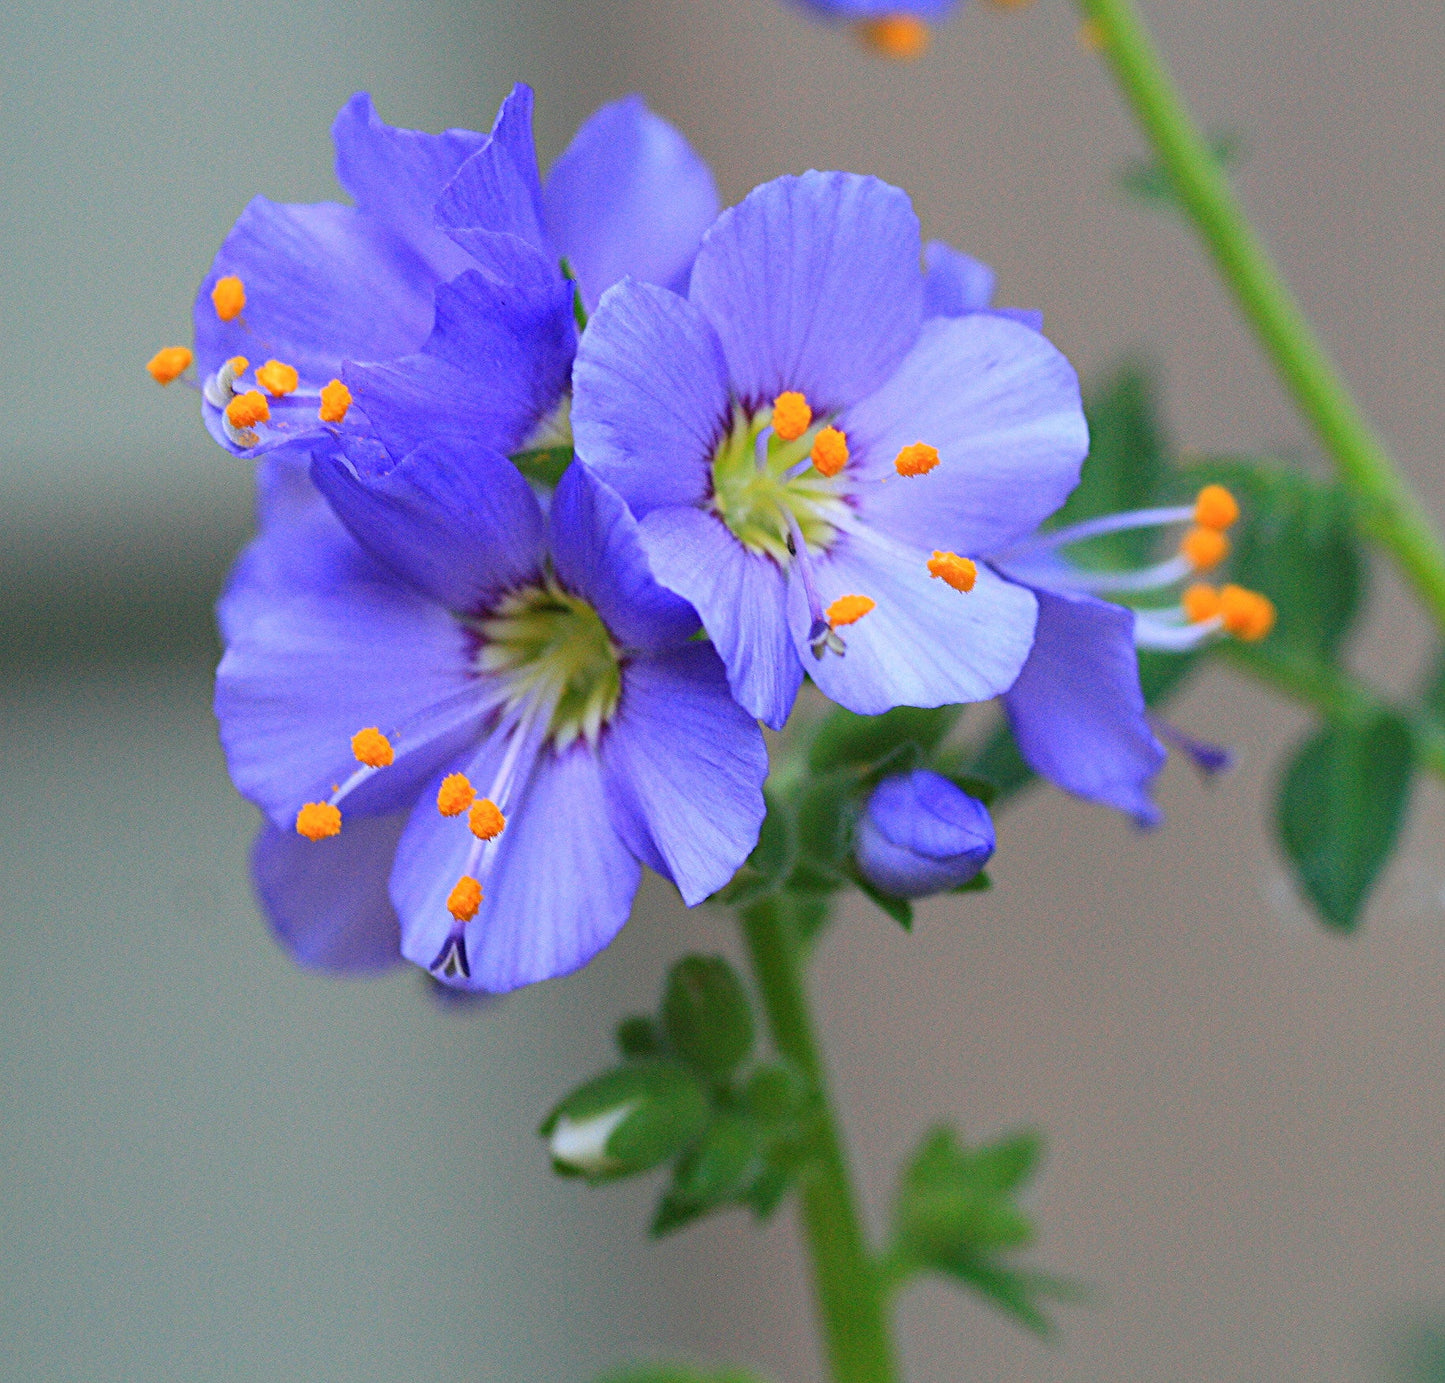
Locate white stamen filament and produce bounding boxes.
[1133,607,1223,652]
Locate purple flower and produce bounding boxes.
[193,86,717,465]
[989,484,1269,824]
[216,447,767,992]
[572,171,1089,730]
[855,770,994,898]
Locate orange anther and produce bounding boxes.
[437,773,476,817]
[146,346,192,385]
[350,727,393,768]
[211,275,246,322]
[1182,583,1222,624]
[227,356,249,377]
[811,426,849,477]
[858,15,931,59]
[927,550,977,593]
[468,798,506,841]
[225,390,269,428]
[1180,525,1230,572]
[255,359,299,397]
[295,802,342,840]
[447,875,483,922]
[1219,584,1276,642]
[826,594,875,628]
[894,442,940,477]
[319,379,352,424]
[1194,484,1240,531]
[770,391,812,442]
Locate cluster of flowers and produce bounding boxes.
[148,87,1271,993]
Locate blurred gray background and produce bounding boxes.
[1,0,1442,1379]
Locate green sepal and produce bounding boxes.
[539,1059,708,1183]
[615,1014,665,1059]
[651,1114,759,1237]
[852,871,914,931]
[510,445,574,489]
[951,870,992,895]
[1275,712,1415,931]
[661,956,754,1080]
[743,1063,807,1124]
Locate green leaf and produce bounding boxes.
[1118,129,1244,210]
[615,1015,664,1059]
[540,1060,708,1182]
[661,956,754,1079]
[1050,357,1169,569]
[509,445,573,488]
[808,704,960,776]
[1170,458,1365,661]
[889,1123,1082,1335]
[1276,712,1415,931]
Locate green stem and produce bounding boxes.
[1080,0,1445,631]
[739,895,898,1383]
[1223,643,1445,779]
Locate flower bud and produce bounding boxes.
[855,770,995,899]
[539,1060,708,1182]
[661,955,754,1078]
[547,1104,637,1177]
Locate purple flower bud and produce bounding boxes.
[855,770,995,898]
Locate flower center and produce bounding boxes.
[709,403,849,563]
[475,576,622,750]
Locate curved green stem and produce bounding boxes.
[739,895,898,1383]
[1079,0,1445,631]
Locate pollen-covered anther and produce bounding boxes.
[211,275,246,322]
[295,802,342,840]
[1194,484,1240,531]
[226,390,270,429]
[436,773,476,817]
[227,356,249,378]
[770,391,812,442]
[927,550,977,593]
[858,15,931,60]
[447,875,483,922]
[1219,584,1276,642]
[827,594,875,628]
[811,426,849,477]
[255,359,299,397]
[319,379,352,424]
[146,346,192,385]
[350,727,393,768]
[1182,582,1222,624]
[1180,525,1230,572]
[468,798,506,841]
[895,442,940,477]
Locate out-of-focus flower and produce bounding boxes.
[180,85,717,464]
[216,450,767,992]
[574,170,1090,729]
[785,1,959,59]
[855,770,995,897]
